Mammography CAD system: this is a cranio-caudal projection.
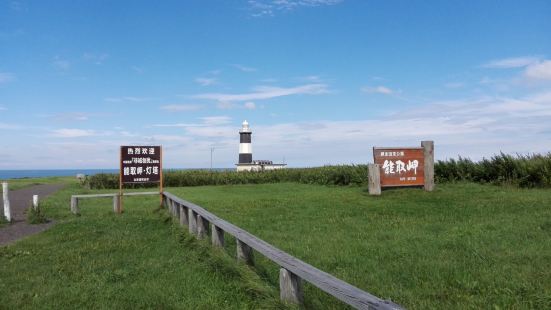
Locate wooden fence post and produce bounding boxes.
[211,223,224,247]
[422,140,435,191]
[188,209,197,236]
[70,196,79,215]
[2,182,11,222]
[179,205,188,227]
[368,164,381,195]
[197,215,208,239]
[236,239,254,265]
[172,200,180,218]
[32,195,39,210]
[280,268,304,305]
[113,195,120,213]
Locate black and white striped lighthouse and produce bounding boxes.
[238,120,252,164]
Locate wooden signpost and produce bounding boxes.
[368,141,434,195]
[118,145,163,213]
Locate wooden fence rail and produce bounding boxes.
[162,191,404,310]
[70,192,159,214]
[69,191,404,309]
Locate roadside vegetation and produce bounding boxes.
[172,182,551,309]
[0,182,286,309]
[2,156,550,308]
[87,152,551,190]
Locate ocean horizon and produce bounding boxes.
[0,168,230,180]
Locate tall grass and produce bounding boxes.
[435,152,551,188]
[87,152,551,189]
[88,165,369,189]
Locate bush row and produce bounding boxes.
[87,165,369,189]
[435,152,551,188]
[87,153,551,189]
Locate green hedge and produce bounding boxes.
[87,165,369,189]
[435,153,551,188]
[87,153,551,189]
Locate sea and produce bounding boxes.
[0,169,119,179]
[0,168,231,180]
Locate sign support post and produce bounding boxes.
[119,145,162,213]
[159,146,164,207]
[118,147,123,214]
[421,140,435,191]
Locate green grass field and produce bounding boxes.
[169,182,551,309]
[0,182,286,309]
[1,180,550,309]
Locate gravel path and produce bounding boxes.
[0,183,65,246]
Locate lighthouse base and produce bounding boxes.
[236,162,287,172]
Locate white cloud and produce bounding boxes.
[195,77,217,86]
[524,60,551,80]
[216,101,257,110]
[361,85,394,95]
[200,116,232,125]
[249,0,343,17]
[444,82,464,89]
[231,64,257,72]
[48,112,90,121]
[483,56,541,69]
[244,102,256,110]
[83,52,109,65]
[0,122,21,130]
[52,56,70,71]
[51,128,97,138]
[0,72,15,84]
[104,96,155,103]
[194,83,329,102]
[160,104,203,112]
[131,66,144,74]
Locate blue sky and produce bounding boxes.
[1,0,551,169]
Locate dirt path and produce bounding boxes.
[0,183,65,246]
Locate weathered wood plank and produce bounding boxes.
[368,164,381,196]
[236,239,254,265]
[72,193,116,198]
[188,208,197,236]
[2,182,11,221]
[197,215,208,239]
[123,191,159,196]
[179,205,188,227]
[280,268,304,305]
[422,140,435,192]
[72,191,159,199]
[32,195,39,210]
[113,195,121,213]
[162,191,404,310]
[211,223,224,247]
[70,196,79,215]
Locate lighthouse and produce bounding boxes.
[238,120,253,164]
[236,120,287,172]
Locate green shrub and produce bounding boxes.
[88,165,369,189]
[26,205,48,224]
[87,152,551,190]
[435,152,551,188]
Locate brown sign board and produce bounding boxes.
[120,146,162,184]
[373,147,424,187]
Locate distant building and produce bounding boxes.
[236,120,287,172]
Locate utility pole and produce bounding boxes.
[210,147,215,171]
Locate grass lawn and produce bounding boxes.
[1,176,76,191]
[0,182,286,309]
[167,182,551,309]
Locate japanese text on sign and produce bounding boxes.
[120,146,161,184]
[373,147,425,187]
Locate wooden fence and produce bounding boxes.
[70,191,405,310]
